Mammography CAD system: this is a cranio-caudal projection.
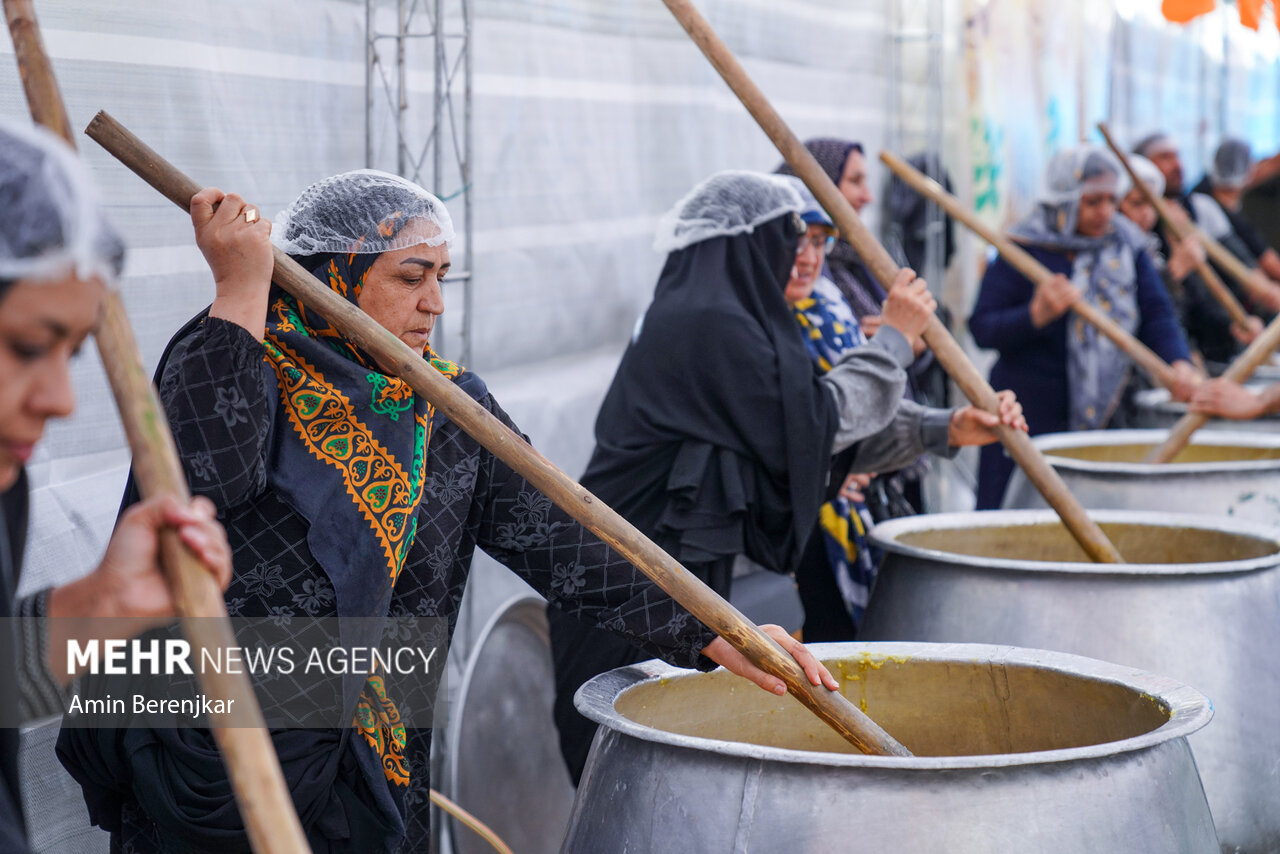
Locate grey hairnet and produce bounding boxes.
[1210,138,1253,189]
[1133,131,1177,159]
[653,170,804,254]
[1041,147,1124,205]
[0,118,125,286]
[272,169,455,256]
[1028,147,1125,237]
[1126,154,1166,199]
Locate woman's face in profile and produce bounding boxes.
[0,273,103,491]
[1118,188,1157,233]
[838,150,873,213]
[785,224,831,304]
[356,218,450,356]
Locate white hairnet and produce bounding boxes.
[1126,154,1166,199]
[653,170,804,254]
[777,175,834,228]
[1210,138,1253,189]
[0,119,124,285]
[272,169,455,256]
[1041,147,1124,205]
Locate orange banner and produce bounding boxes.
[1238,0,1264,29]
[1161,0,1216,24]
[1162,0,1277,31]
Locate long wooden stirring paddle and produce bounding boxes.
[2,2,311,852]
[1144,312,1280,462]
[656,0,1124,564]
[1097,122,1252,328]
[85,110,912,758]
[880,150,1179,391]
[1089,125,1280,462]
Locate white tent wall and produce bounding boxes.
[4,0,1280,850]
[949,0,1280,351]
[1223,19,1280,155]
[464,1,891,374]
[3,0,372,598]
[1108,9,1226,177]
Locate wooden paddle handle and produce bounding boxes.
[1144,308,1280,462]
[3,3,312,851]
[85,109,911,758]
[3,0,72,139]
[96,299,313,853]
[1097,122,1251,328]
[657,0,1123,564]
[1095,124,1280,464]
[1196,219,1268,299]
[880,151,1178,391]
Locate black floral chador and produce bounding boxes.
[58,256,714,853]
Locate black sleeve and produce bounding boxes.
[1175,270,1240,365]
[1230,209,1270,260]
[823,444,860,503]
[473,396,717,671]
[157,317,275,509]
[14,589,69,723]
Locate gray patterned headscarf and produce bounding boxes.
[1009,147,1147,430]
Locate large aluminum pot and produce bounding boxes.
[862,510,1280,854]
[1002,429,1280,527]
[1130,385,1280,432]
[1207,360,1280,382]
[447,595,574,854]
[562,642,1217,853]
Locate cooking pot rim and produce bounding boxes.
[868,509,1280,577]
[1135,386,1280,419]
[574,642,1212,771]
[1032,429,1280,475]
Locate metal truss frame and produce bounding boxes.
[365,0,474,365]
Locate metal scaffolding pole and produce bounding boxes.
[365,0,474,366]
[886,0,947,298]
[888,0,968,509]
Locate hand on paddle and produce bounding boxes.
[1166,360,1203,403]
[1190,377,1271,420]
[1231,316,1265,346]
[947,389,1027,447]
[1246,268,1280,314]
[701,625,840,696]
[879,269,936,354]
[193,187,274,340]
[1029,273,1081,328]
[1166,234,1206,283]
[46,495,233,682]
[839,472,874,503]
